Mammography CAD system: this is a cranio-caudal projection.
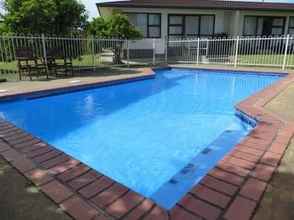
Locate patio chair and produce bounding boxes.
[46,48,74,77]
[15,48,48,80]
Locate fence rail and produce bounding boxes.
[0,35,293,81]
[168,35,294,69]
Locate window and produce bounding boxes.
[288,17,294,35]
[243,16,285,36]
[169,15,184,35]
[200,16,214,36]
[271,18,284,36]
[168,14,215,37]
[185,16,199,35]
[127,13,161,38]
[244,17,258,36]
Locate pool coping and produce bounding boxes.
[0,67,293,220]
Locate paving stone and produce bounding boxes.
[91,183,128,208]
[48,158,80,176]
[250,164,276,182]
[41,180,73,203]
[143,206,169,220]
[240,178,267,201]
[68,171,101,190]
[179,194,222,220]
[190,184,231,208]
[122,199,154,220]
[79,176,114,199]
[209,168,244,186]
[106,191,144,218]
[201,176,238,196]
[25,168,54,186]
[57,164,89,182]
[40,154,70,169]
[170,206,201,220]
[224,196,257,220]
[61,196,99,220]
[260,151,283,167]
[33,150,61,164]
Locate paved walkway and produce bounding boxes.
[0,66,293,220]
[255,82,294,220]
[0,67,153,100]
[0,157,72,220]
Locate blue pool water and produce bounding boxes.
[0,68,281,209]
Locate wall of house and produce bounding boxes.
[237,10,294,36]
[99,7,230,54]
[98,7,294,54]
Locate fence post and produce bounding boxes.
[206,39,209,57]
[152,39,156,66]
[41,34,48,72]
[282,34,290,70]
[234,36,240,68]
[196,38,200,65]
[165,36,168,64]
[91,37,95,72]
[127,40,130,68]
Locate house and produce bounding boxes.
[97,0,294,56]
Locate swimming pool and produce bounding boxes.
[0,68,282,209]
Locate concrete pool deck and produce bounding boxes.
[0,66,293,220]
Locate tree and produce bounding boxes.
[87,11,142,64]
[2,0,87,35]
[88,11,142,39]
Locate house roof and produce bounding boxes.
[97,0,294,11]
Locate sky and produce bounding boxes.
[1,0,294,20]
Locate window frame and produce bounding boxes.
[168,14,215,38]
[243,15,286,36]
[126,12,162,39]
[288,16,294,35]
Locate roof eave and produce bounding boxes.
[96,2,294,12]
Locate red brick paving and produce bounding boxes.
[41,180,74,203]
[0,69,293,220]
[201,176,238,196]
[190,184,231,208]
[91,183,129,209]
[224,196,257,220]
[239,178,267,201]
[250,164,276,183]
[57,164,90,183]
[179,194,222,220]
[61,196,99,220]
[68,170,101,191]
[25,168,54,186]
[217,161,251,177]
[144,206,169,220]
[79,176,114,199]
[33,150,62,163]
[106,191,144,218]
[170,206,202,220]
[209,168,245,186]
[49,158,80,175]
[122,199,154,220]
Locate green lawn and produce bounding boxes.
[0,54,103,81]
[238,54,294,66]
[1,54,294,81]
[0,54,100,72]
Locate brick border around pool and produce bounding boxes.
[0,68,294,220]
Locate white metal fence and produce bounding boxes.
[0,35,293,81]
[167,35,294,69]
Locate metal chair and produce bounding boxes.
[15,48,48,80]
[46,48,74,77]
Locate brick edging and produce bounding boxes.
[0,69,293,220]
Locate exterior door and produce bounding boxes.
[262,17,273,36]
